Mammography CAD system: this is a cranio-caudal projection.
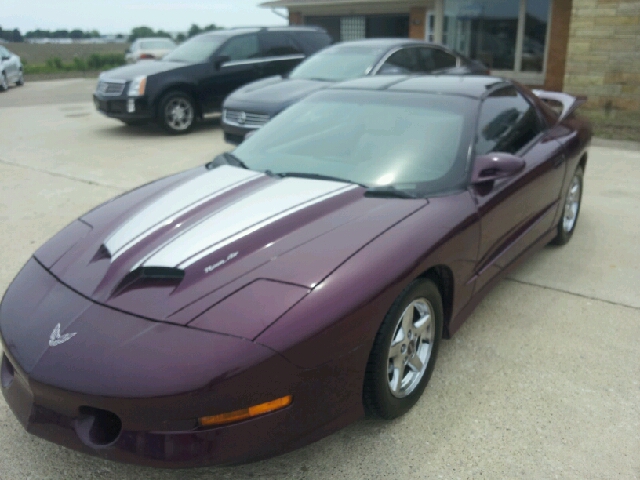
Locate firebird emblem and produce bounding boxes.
[49,324,77,347]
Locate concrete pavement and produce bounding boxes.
[0,80,638,479]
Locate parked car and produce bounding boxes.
[222,38,489,144]
[0,45,24,91]
[93,27,332,133]
[125,38,177,63]
[1,75,591,467]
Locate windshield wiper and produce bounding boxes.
[365,186,419,199]
[271,172,365,187]
[206,152,248,170]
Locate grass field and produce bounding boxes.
[6,42,130,65]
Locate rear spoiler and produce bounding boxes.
[532,90,587,123]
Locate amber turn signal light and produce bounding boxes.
[199,395,293,427]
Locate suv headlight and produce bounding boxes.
[128,75,147,97]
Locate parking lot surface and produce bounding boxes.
[0,80,638,479]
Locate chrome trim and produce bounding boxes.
[96,80,126,96]
[223,109,271,129]
[222,54,305,68]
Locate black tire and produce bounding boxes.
[364,277,443,419]
[120,119,147,126]
[16,70,24,86]
[550,165,584,246]
[157,90,196,134]
[0,72,8,92]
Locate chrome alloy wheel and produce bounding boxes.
[164,98,194,131]
[562,173,581,233]
[387,298,435,398]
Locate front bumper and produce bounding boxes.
[93,93,153,121]
[221,120,254,145]
[0,259,366,467]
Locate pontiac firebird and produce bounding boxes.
[0,76,591,468]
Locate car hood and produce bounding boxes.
[224,76,330,115]
[100,60,182,81]
[33,165,427,336]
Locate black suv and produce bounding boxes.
[93,27,332,134]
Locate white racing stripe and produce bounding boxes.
[135,178,358,270]
[104,166,261,261]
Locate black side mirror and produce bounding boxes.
[212,55,231,70]
[471,153,525,184]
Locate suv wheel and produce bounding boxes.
[0,73,8,92]
[16,70,24,86]
[158,91,196,134]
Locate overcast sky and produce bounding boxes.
[2,0,288,34]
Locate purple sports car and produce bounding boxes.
[0,75,591,468]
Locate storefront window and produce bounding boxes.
[341,16,366,41]
[522,0,550,72]
[443,0,520,70]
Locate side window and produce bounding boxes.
[295,31,332,54]
[432,49,457,70]
[260,32,303,57]
[218,34,260,62]
[476,86,544,155]
[381,48,419,73]
[416,48,458,73]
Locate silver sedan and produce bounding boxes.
[0,45,24,91]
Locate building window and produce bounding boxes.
[522,0,550,72]
[306,15,409,43]
[341,16,366,41]
[443,0,550,75]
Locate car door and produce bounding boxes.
[204,33,264,110]
[471,85,566,291]
[258,31,306,77]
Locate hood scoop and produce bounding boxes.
[110,266,184,298]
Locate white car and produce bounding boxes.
[0,45,24,91]
[125,38,177,63]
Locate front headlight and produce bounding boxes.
[128,75,147,97]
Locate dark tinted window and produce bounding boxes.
[432,49,457,69]
[382,48,419,73]
[293,31,333,54]
[416,48,457,72]
[260,32,303,56]
[218,34,260,61]
[476,86,544,155]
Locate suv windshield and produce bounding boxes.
[233,90,476,196]
[164,34,228,63]
[289,45,387,82]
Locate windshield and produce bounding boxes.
[234,90,476,196]
[164,34,227,63]
[289,45,387,82]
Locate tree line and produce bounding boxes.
[0,24,221,43]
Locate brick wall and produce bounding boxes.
[564,0,640,110]
[409,7,427,39]
[289,11,304,25]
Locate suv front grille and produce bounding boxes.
[96,81,125,96]
[224,110,270,129]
